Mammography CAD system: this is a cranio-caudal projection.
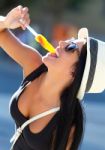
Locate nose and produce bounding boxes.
[59,41,68,49]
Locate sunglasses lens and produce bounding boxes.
[65,43,78,52]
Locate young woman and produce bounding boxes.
[1,5,104,150]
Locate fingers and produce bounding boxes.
[17,5,30,30]
[22,13,30,25]
[19,14,30,30]
[21,7,29,18]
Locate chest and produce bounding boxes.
[17,80,42,118]
[17,80,58,119]
[11,80,60,135]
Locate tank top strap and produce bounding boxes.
[21,63,48,86]
[10,107,60,150]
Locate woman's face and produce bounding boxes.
[42,38,86,79]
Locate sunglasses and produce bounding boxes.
[65,42,79,52]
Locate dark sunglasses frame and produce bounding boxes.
[65,42,79,52]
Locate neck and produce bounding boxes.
[38,70,70,107]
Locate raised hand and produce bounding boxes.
[4,5,30,30]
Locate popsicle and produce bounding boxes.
[26,25,55,53]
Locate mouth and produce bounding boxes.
[46,46,60,58]
[47,52,59,58]
[50,53,59,58]
[47,51,59,58]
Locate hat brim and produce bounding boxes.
[77,28,91,100]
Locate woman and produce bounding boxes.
[0,5,104,150]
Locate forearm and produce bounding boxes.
[0,12,33,66]
[0,28,41,66]
[0,29,26,61]
[0,6,42,77]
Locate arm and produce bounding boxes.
[0,6,42,77]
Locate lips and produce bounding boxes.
[47,52,59,58]
[49,53,58,58]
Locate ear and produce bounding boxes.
[78,28,88,40]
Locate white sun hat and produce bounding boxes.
[77,28,105,100]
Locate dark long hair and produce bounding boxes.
[51,44,87,150]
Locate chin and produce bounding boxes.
[42,56,56,70]
[42,55,47,62]
[42,55,49,67]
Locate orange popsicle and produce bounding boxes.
[26,25,55,53]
